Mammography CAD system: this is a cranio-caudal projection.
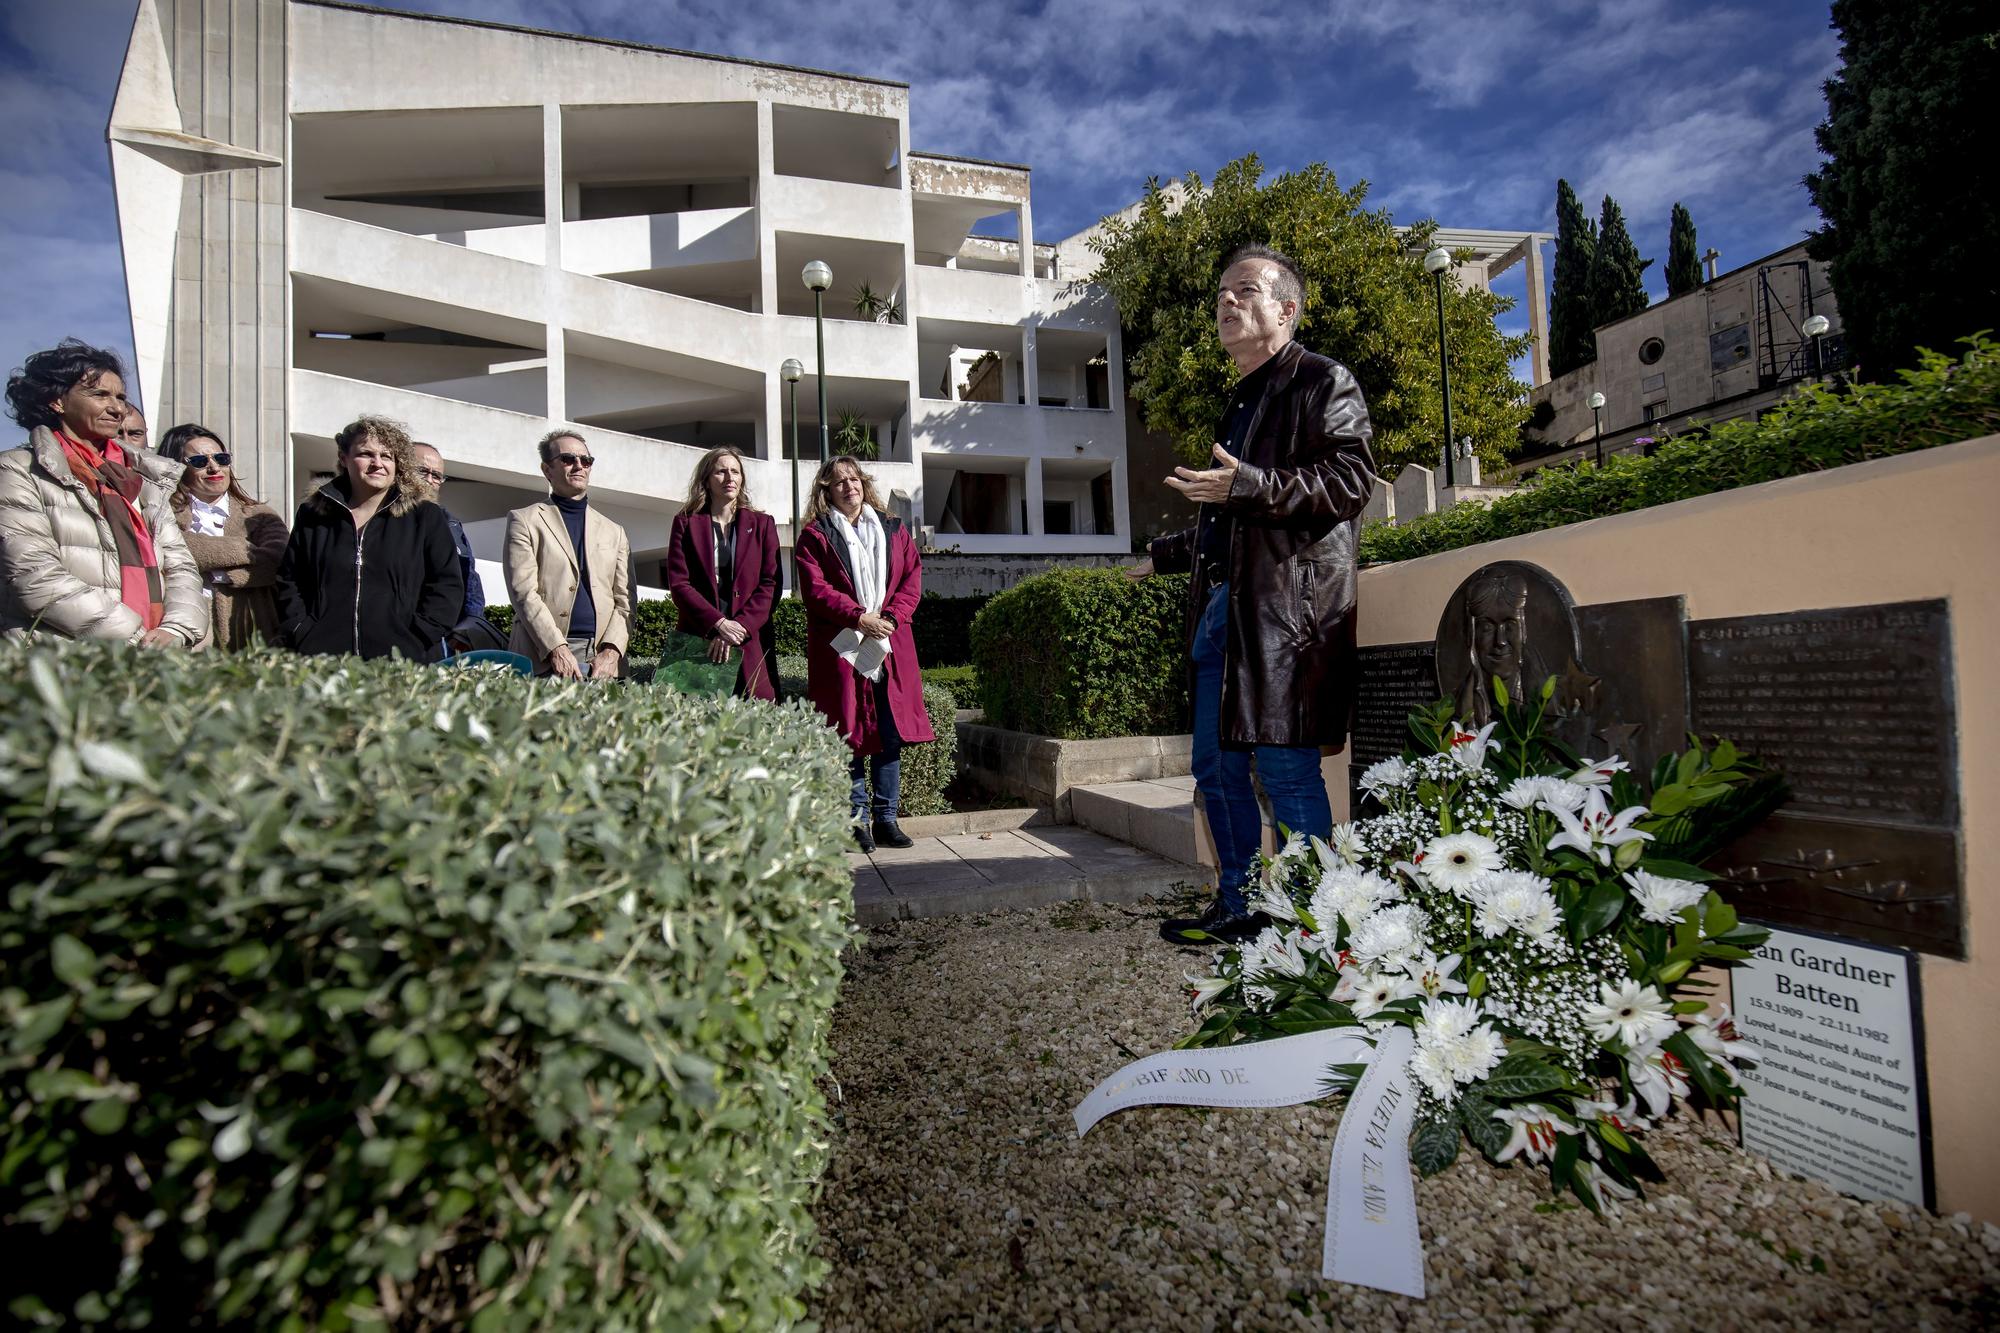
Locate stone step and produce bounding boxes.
[849,825,1211,925]
[1071,777,1283,867]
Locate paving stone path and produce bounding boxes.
[850,824,1208,925]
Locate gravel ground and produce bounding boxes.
[810,893,2000,1332]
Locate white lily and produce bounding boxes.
[1250,881,1299,924]
[1447,720,1502,771]
[1625,1043,1693,1118]
[1245,925,1309,979]
[1582,979,1675,1049]
[1328,822,1366,865]
[1686,1004,1762,1069]
[1492,1103,1577,1165]
[1572,1160,1639,1213]
[1185,970,1233,1014]
[1570,755,1631,787]
[1405,951,1469,999]
[1546,787,1654,865]
[1623,868,1708,925]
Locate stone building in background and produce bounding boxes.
[107,0,1132,597]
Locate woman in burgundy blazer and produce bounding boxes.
[793,455,934,851]
[665,447,780,700]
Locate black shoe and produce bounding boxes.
[1160,899,1267,946]
[853,824,876,853]
[872,819,914,849]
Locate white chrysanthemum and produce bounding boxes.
[1583,979,1675,1049]
[1444,1023,1506,1084]
[1308,864,1400,932]
[1408,1044,1456,1101]
[1358,756,1412,797]
[1498,777,1544,811]
[1420,832,1504,897]
[1473,870,1561,940]
[1417,996,1485,1045]
[1349,902,1428,971]
[1623,868,1708,925]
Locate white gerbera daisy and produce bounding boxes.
[1583,979,1675,1049]
[1348,969,1421,1019]
[1419,832,1504,897]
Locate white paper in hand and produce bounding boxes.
[831,627,890,678]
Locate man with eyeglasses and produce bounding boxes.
[503,428,630,679]
[410,442,487,636]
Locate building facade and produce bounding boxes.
[1524,240,1845,470]
[108,0,1131,593]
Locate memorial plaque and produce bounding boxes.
[1690,600,1962,957]
[1349,641,1439,784]
[1733,924,1932,1209]
[1568,595,1690,779]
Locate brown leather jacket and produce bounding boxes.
[1149,340,1377,749]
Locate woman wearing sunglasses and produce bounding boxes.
[157,424,289,650]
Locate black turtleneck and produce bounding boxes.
[551,492,595,642]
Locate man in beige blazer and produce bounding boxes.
[503,429,631,678]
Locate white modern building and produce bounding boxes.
[107,0,1132,592]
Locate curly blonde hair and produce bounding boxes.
[682,446,758,515]
[802,454,887,525]
[334,415,424,517]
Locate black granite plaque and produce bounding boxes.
[1567,596,1690,780]
[1689,601,1956,828]
[1690,600,1962,957]
[1350,641,1440,773]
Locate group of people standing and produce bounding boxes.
[1,337,931,847]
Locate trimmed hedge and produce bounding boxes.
[920,664,980,711]
[1361,334,2000,566]
[487,593,981,667]
[0,643,852,1330]
[971,569,1189,739]
[775,654,956,818]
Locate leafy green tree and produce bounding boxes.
[1806,0,2000,379]
[1666,202,1702,297]
[1549,179,1598,377]
[1088,156,1532,475]
[1588,196,1651,329]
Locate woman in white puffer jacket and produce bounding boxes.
[0,340,204,645]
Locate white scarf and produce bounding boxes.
[828,506,891,680]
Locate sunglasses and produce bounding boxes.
[183,452,232,469]
[554,452,595,469]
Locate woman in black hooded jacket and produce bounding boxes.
[275,415,463,662]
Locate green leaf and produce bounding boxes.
[1460,1097,1510,1159]
[1637,858,1716,882]
[50,935,96,987]
[221,943,267,978]
[1410,1117,1461,1177]
[476,1243,510,1288]
[1663,1030,1734,1103]
[76,739,153,787]
[1571,879,1627,938]
[1551,1129,1582,1190]
[81,1098,129,1135]
[1479,1053,1570,1100]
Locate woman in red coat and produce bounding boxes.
[666,447,781,699]
[794,454,934,852]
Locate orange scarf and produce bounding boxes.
[57,430,164,630]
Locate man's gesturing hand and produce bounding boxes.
[1165,443,1240,504]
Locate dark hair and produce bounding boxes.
[5,339,127,431]
[1220,244,1306,315]
[159,422,257,509]
[538,427,585,464]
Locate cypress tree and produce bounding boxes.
[1549,179,1598,377]
[1666,202,1701,297]
[1587,195,1651,329]
[1806,0,1999,379]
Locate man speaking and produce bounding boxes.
[1130,245,1378,944]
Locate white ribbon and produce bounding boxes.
[1073,1025,1426,1299]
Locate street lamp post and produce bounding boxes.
[781,357,804,538]
[1802,314,1830,378]
[1587,391,1606,466]
[1423,246,1456,488]
[802,261,833,461]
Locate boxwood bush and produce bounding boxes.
[774,656,956,818]
[0,643,853,1331]
[920,665,980,711]
[1361,334,2000,566]
[970,569,1190,739]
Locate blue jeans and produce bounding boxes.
[851,674,903,823]
[1191,583,1332,914]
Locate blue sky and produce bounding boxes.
[0,0,1841,410]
